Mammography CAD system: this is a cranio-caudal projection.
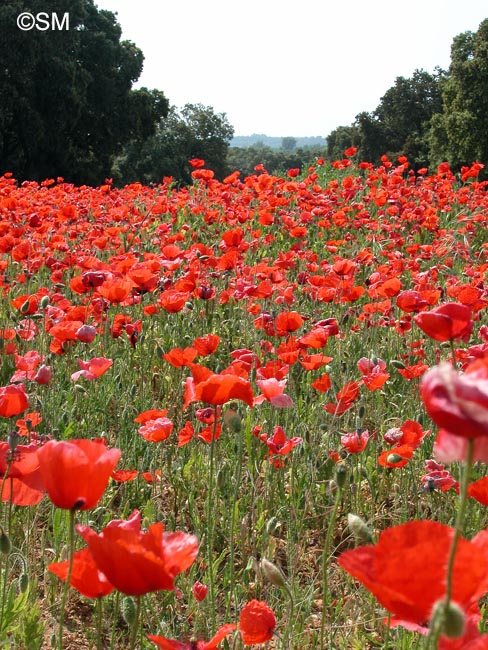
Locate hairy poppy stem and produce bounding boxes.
[320,478,344,650]
[128,595,142,650]
[427,439,474,648]
[58,508,76,650]
[206,406,219,633]
[95,597,103,650]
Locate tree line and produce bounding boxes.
[1,0,487,185]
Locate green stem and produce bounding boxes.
[427,439,474,648]
[206,407,219,633]
[58,509,76,650]
[320,482,343,650]
[109,591,120,649]
[129,595,142,650]
[96,597,103,650]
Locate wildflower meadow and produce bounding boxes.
[1,152,488,649]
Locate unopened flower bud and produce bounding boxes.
[347,514,373,545]
[121,596,137,626]
[40,295,50,309]
[431,600,465,639]
[335,463,348,489]
[266,516,281,537]
[391,359,406,369]
[0,527,11,555]
[386,453,404,464]
[19,572,29,593]
[260,558,286,588]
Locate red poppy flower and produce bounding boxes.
[111,469,139,483]
[434,429,488,464]
[414,303,473,342]
[254,378,293,407]
[311,373,332,392]
[192,334,220,357]
[70,357,113,381]
[193,373,254,407]
[147,623,236,649]
[377,444,414,468]
[341,430,369,454]
[338,520,488,625]
[37,439,121,510]
[138,417,174,442]
[421,358,488,439]
[192,580,208,601]
[77,510,198,596]
[163,347,198,367]
[135,409,168,424]
[265,426,302,459]
[239,600,276,645]
[275,311,303,335]
[468,477,488,506]
[0,441,44,506]
[0,384,29,417]
[48,548,114,599]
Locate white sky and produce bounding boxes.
[94,0,487,137]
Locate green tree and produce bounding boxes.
[325,125,361,160]
[429,19,488,171]
[0,0,168,184]
[281,136,297,151]
[352,69,443,166]
[114,104,234,185]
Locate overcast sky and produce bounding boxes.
[94,0,487,137]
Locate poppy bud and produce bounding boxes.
[431,599,465,639]
[7,430,19,454]
[224,409,242,432]
[347,514,373,545]
[266,517,281,537]
[358,405,365,419]
[0,526,11,555]
[260,558,287,589]
[19,572,29,593]
[386,453,404,464]
[121,596,137,626]
[40,295,50,309]
[335,463,348,489]
[391,359,406,369]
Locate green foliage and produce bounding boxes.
[0,0,168,184]
[347,69,444,166]
[113,103,234,185]
[227,143,326,177]
[429,19,488,171]
[326,124,361,160]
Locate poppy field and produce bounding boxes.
[1,153,488,649]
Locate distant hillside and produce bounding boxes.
[231,134,326,149]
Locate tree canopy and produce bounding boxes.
[0,0,168,184]
[113,104,234,186]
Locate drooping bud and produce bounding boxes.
[260,558,287,589]
[266,516,281,537]
[347,514,374,545]
[19,572,29,593]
